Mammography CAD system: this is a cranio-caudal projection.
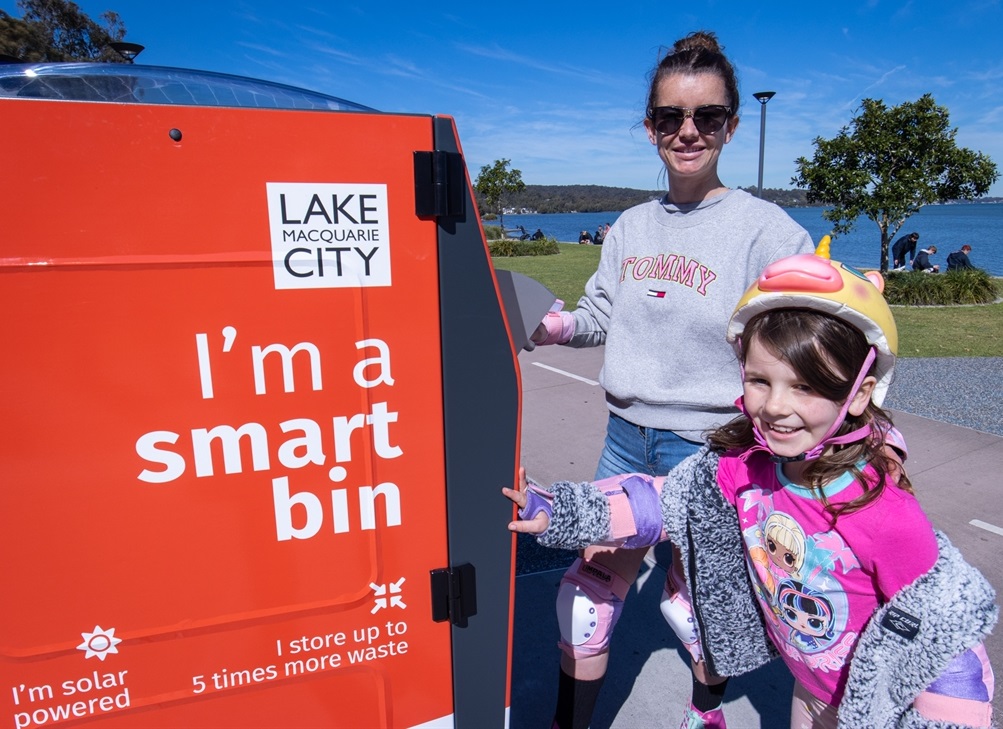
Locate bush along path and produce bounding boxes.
[885,269,998,306]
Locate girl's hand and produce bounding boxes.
[502,467,550,534]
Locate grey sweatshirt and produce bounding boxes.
[568,189,813,440]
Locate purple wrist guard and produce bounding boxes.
[519,481,554,523]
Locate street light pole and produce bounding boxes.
[753,91,776,198]
[109,42,145,63]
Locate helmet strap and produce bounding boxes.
[737,347,877,463]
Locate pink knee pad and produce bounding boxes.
[556,557,631,659]
[660,567,704,663]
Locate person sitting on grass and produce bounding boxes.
[947,245,975,272]
[913,244,939,273]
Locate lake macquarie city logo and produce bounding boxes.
[266,182,391,290]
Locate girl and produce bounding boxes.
[508,251,996,728]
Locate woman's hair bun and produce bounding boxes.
[673,30,722,55]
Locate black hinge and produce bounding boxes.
[414,150,465,218]
[430,563,477,628]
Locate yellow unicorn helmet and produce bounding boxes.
[728,236,898,406]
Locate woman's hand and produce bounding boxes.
[502,467,551,534]
[530,301,575,346]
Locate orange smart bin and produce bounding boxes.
[1,64,521,728]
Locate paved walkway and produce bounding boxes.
[509,348,1003,728]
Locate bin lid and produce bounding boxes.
[0,61,373,111]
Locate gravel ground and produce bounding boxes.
[885,357,1003,436]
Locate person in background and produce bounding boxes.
[529,29,814,729]
[578,229,594,245]
[892,231,920,270]
[594,226,605,245]
[914,244,940,273]
[947,244,975,271]
[531,228,546,241]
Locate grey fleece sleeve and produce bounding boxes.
[535,480,613,551]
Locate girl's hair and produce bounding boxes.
[646,31,740,117]
[707,308,912,521]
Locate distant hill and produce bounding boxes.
[481,184,809,214]
[499,185,661,213]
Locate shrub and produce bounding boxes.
[943,269,1000,304]
[885,268,998,306]
[488,237,560,257]
[488,238,519,257]
[483,225,504,241]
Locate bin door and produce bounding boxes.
[2,97,459,727]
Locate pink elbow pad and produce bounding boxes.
[594,474,666,547]
[884,425,908,461]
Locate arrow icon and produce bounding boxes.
[370,577,407,613]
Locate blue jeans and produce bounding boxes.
[594,412,701,480]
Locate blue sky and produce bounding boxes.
[9,0,1003,196]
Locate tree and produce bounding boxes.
[792,94,998,273]
[474,159,526,231]
[1,0,127,63]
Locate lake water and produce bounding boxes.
[486,202,1003,276]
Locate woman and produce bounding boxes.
[531,30,814,729]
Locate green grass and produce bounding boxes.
[491,244,1003,358]
[491,243,602,307]
[892,300,1003,357]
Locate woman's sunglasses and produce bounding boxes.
[648,105,732,136]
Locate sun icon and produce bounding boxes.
[76,626,122,661]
